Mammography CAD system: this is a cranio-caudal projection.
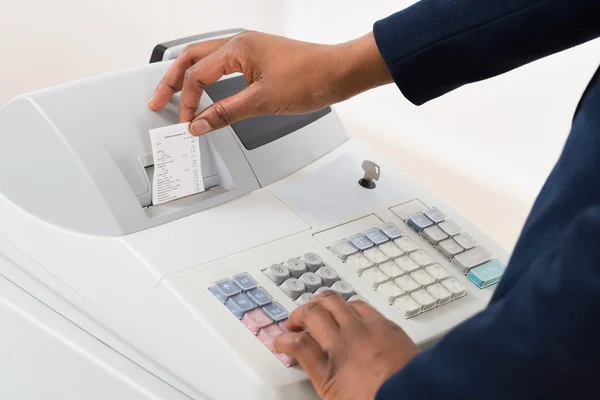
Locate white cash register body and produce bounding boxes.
[0,30,508,400]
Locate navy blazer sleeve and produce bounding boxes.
[372,1,600,399]
[373,0,600,105]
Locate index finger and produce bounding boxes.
[148,37,231,111]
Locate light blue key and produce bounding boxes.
[379,223,403,239]
[407,213,434,233]
[233,273,257,291]
[467,260,506,288]
[364,228,389,245]
[424,207,446,224]
[262,303,289,322]
[348,233,374,251]
[247,288,272,306]
[210,278,241,303]
[226,294,257,319]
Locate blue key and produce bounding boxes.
[379,223,403,239]
[209,278,240,303]
[247,288,273,306]
[233,273,257,291]
[262,303,289,322]
[467,260,506,288]
[226,293,257,319]
[407,213,434,233]
[424,207,446,224]
[364,228,389,245]
[348,233,374,251]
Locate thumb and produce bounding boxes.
[188,84,264,136]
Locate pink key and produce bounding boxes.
[242,309,273,335]
[257,325,298,367]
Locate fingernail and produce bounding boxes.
[190,119,212,136]
[148,95,155,105]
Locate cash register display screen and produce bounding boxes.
[203,76,331,150]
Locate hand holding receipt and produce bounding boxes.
[149,123,205,205]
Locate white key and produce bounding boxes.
[441,277,467,299]
[279,278,306,299]
[295,292,313,306]
[426,283,453,305]
[363,247,389,265]
[378,242,404,258]
[285,258,307,278]
[314,286,332,295]
[425,264,451,281]
[360,268,389,288]
[345,253,374,273]
[410,269,436,287]
[393,295,422,318]
[376,281,405,303]
[394,275,421,292]
[411,289,437,311]
[331,281,354,300]
[316,266,339,286]
[394,256,420,273]
[379,261,405,278]
[394,237,419,253]
[329,239,358,260]
[263,264,291,285]
[300,272,323,292]
[409,250,435,267]
[348,295,369,303]
[302,252,324,272]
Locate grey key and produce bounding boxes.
[314,286,332,295]
[279,278,306,299]
[453,247,492,274]
[438,220,461,236]
[300,272,323,292]
[424,207,446,224]
[422,225,449,245]
[348,295,369,303]
[437,239,464,260]
[285,258,307,278]
[263,264,290,285]
[348,233,374,251]
[302,252,324,272]
[295,292,313,306]
[316,266,339,286]
[331,280,354,300]
[407,212,434,233]
[453,234,477,250]
[329,239,358,260]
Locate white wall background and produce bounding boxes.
[1,0,599,248]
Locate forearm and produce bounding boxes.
[372,0,600,105]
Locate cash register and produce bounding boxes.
[0,29,509,400]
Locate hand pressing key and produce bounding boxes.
[273,291,420,400]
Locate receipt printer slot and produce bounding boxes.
[137,135,234,217]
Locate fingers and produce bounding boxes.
[189,83,264,135]
[286,299,340,350]
[148,38,230,111]
[274,332,327,383]
[348,300,382,320]
[311,290,361,328]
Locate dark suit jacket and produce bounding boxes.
[372,1,600,398]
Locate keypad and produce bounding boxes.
[393,199,505,289]
[209,273,296,367]
[328,221,469,319]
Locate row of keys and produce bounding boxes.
[393,199,506,288]
[209,273,296,367]
[263,253,365,306]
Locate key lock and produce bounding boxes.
[359,160,381,189]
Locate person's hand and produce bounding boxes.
[148,31,392,136]
[273,291,420,400]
